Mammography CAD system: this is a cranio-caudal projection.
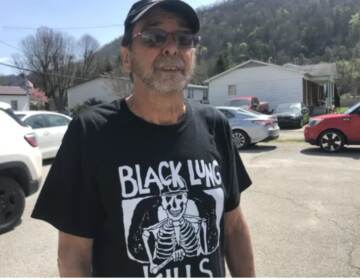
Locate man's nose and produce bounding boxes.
[162,34,179,56]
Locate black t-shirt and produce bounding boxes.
[32,99,251,277]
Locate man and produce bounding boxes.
[32,0,255,277]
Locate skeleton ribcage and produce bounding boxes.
[155,222,177,260]
[155,220,199,260]
[179,220,199,257]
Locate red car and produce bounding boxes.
[228,96,271,114]
[304,102,360,152]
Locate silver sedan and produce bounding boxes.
[217,106,280,149]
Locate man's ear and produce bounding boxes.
[120,47,131,73]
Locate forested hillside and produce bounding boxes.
[95,0,360,90]
[193,0,360,83]
[3,0,360,96]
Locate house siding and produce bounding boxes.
[0,95,29,110]
[208,65,304,110]
[185,85,208,103]
[67,77,130,110]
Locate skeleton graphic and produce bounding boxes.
[142,176,208,274]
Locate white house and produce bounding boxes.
[67,75,132,110]
[185,84,208,104]
[67,75,208,110]
[0,86,30,110]
[205,59,337,115]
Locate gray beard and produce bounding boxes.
[141,70,192,94]
[130,54,196,94]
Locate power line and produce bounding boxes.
[0,39,21,51]
[0,62,89,81]
[2,24,122,31]
[0,62,128,82]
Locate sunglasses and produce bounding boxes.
[132,29,200,49]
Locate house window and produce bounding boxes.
[187,88,194,99]
[10,100,18,110]
[203,89,209,103]
[228,84,236,96]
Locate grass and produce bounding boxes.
[335,107,348,114]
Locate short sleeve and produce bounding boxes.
[31,117,103,238]
[218,118,252,212]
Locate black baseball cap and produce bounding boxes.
[123,0,200,42]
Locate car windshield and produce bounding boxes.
[229,99,250,106]
[275,104,300,113]
[15,113,26,119]
[345,102,360,114]
[2,109,27,127]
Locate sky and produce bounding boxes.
[0,0,218,76]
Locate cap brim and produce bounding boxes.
[131,1,200,33]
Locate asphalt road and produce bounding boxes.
[0,130,359,277]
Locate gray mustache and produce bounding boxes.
[155,57,185,68]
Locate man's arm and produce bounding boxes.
[224,206,255,277]
[58,231,93,277]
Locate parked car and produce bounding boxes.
[0,102,42,233]
[235,106,278,122]
[15,111,72,159]
[228,96,272,114]
[304,102,360,152]
[217,106,280,149]
[274,103,309,128]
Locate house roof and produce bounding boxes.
[204,59,306,83]
[283,63,337,78]
[67,74,130,91]
[0,86,27,96]
[187,84,208,89]
[204,59,337,83]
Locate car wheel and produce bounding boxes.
[0,177,25,234]
[232,130,250,150]
[319,130,344,152]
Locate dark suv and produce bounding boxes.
[274,103,309,128]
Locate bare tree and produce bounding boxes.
[77,34,100,78]
[15,27,100,112]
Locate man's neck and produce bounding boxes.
[126,87,186,125]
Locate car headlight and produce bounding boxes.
[308,118,323,127]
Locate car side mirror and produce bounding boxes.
[301,108,309,114]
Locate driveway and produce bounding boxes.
[240,138,360,276]
[0,138,359,277]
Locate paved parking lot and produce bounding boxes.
[0,129,359,277]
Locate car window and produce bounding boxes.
[15,113,26,119]
[352,107,360,114]
[276,103,300,113]
[1,109,27,127]
[25,115,48,129]
[345,102,360,114]
[218,109,234,119]
[346,104,360,114]
[45,114,71,127]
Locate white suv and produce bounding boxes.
[0,101,42,233]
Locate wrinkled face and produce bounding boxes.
[161,192,188,221]
[121,7,196,94]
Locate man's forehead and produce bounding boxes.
[135,7,190,31]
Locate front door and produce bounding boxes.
[349,108,360,143]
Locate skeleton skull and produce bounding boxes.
[161,192,188,221]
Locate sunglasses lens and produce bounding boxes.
[176,33,194,48]
[137,30,198,48]
[141,31,167,47]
